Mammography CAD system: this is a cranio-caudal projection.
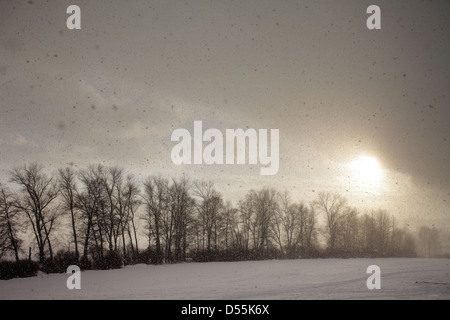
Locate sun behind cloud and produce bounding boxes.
[347,155,383,191]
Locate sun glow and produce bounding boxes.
[348,155,383,190]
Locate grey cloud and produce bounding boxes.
[0,0,449,195]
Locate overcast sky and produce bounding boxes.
[0,0,449,229]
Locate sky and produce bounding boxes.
[0,0,449,230]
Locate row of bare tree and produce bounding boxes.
[0,163,443,266]
[311,192,419,257]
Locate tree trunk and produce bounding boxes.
[132,218,139,254]
[70,201,79,261]
[154,211,162,264]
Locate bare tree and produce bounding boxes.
[271,191,289,256]
[239,188,278,252]
[121,175,141,259]
[418,226,441,257]
[58,167,80,261]
[293,203,317,256]
[391,227,416,257]
[1,161,425,265]
[221,202,239,250]
[143,176,193,263]
[142,176,168,264]
[313,192,347,251]
[359,213,375,254]
[0,184,23,261]
[99,166,123,253]
[273,192,318,258]
[168,177,194,262]
[193,181,223,251]
[237,193,254,251]
[9,163,59,263]
[77,165,106,262]
[337,207,359,254]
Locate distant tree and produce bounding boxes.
[291,202,317,257]
[0,184,23,261]
[58,167,80,262]
[77,165,106,262]
[373,210,393,255]
[168,177,194,262]
[221,202,239,250]
[399,227,417,257]
[271,192,287,256]
[9,164,59,263]
[193,181,223,251]
[336,207,359,255]
[99,166,123,253]
[113,172,141,261]
[237,193,254,251]
[418,226,441,257]
[272,192,318,258]
[358,213,376,255]
[239,188,278,252]
[121,175,141,259]
[142,176,168,264]
[313,192,347,251]
[144,176,194,263]
[1,161,429,266]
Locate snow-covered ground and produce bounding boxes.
[0,258,449,300]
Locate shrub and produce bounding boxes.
[92,250,123,270]
[0,260,39,280]
[79,256,92,270]
[16,260,40,278]
[0,261,16,280]
[136,248,161,265]
[52,250,79,273]
[40,258,57,274]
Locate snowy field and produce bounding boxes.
[0,258,449,300]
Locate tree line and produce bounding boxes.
[0,163,445,276]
